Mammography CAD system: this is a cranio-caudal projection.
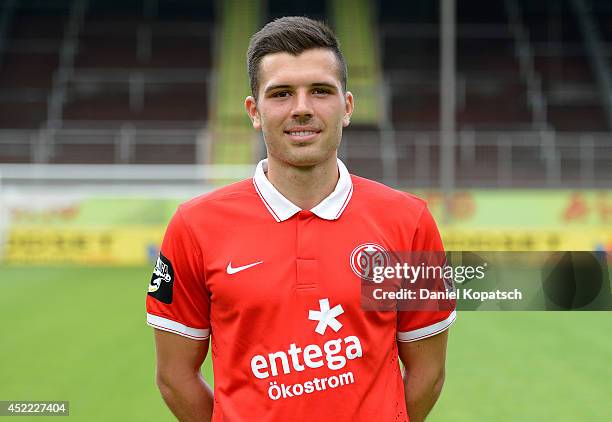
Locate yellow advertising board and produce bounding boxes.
[441,228,612,252]
[2,190,611,265]
[5,226,611,265]
[4,227,165,265]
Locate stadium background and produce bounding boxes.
[0,0,611,420]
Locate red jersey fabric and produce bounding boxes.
[146,159,456,421]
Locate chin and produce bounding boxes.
[267,143,337,168]
[274,149,326,167]
[284,156,322,168]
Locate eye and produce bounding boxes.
[312,88,330,96]
[271,91,291,98]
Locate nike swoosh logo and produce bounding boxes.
[226,261,263,275]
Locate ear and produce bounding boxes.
[245,96,261,130]
[342,91,354,127]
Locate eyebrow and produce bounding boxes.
[264,82,338,94]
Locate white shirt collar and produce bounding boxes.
[252,158,353,222]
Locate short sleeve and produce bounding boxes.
[146,207,211,340]
[397,205,456,342]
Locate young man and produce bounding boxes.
[146,16,455,422]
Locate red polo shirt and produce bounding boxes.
[146,159,456,421]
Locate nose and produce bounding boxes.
[291,90,313,120]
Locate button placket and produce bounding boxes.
[296,211,318,294]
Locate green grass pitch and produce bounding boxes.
[1,266,610,421]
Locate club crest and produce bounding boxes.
[350,243,390,282]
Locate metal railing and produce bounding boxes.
[341,129,612,188]
[1,127,610,189]
[0,124,208,165]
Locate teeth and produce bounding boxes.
[289,131,316,136]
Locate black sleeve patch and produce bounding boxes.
[147,252,174,304]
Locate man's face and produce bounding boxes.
[245,48,353,168]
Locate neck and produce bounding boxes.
[266,155,339,210]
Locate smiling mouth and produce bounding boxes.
[284,129,322,141]
[286,130,319,136]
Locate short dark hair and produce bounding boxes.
[247,16,347,99]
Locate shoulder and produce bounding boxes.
[350,175,428,218]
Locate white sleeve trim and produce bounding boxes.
[147,313,210,340]
[397,310,457,342]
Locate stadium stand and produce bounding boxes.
[379,1,440,130]
[0,0,214,164]
[521,0,609,132]
[70,0,213,123]
[0,0,66,130]
[267,0,326,22]
[0,0,610,187]
[380,0,533,130]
